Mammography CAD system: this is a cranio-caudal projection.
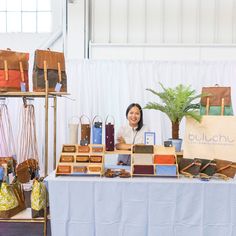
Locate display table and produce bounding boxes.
[46,172,236,236]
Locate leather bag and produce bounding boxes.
[132,145,154,154]
[92,116,103,144]
[0,49,29,92]
[80,115,91,145]
[105,116,115,151]
[133,165,154,175]
[33,49,67,92]
[199,159,216,177]
[200,86,233,115]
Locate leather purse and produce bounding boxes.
[200,86,233,115]
[76,155,89,162]
[33,49,67,92]
[132,145,154,154]
[88,166,102,172]
[154,155,176,164]
[215,159,236,179]
[199,159,216,177]
[60,155,74,163]
[91,146,104,153]
[89,156,102,163]
[77,145,90,153]
[133,165,154,175]
[0,49,29,92]
[178,158,202,177]
[73,166,87,173]
[62,145,76,153]
[105,116,115,151]
[56,165,71,174]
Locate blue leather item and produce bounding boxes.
[156,165,177,176]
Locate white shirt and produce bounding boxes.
[116,124,149,144]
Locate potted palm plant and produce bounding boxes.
[144,83,202,151]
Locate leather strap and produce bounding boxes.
[200,162,216,172]
[4,60,8,81]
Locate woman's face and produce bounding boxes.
[127,106,141,128]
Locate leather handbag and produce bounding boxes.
[132,145,154,154]
[200,86,233,115]
[199,159,216,178]
[215,159,236,179]
[92,116,103,144]
[0,49,29,92]
[178,158,202,177]
[33,49,67,92]
[80,115,91,145]
[105,115,115,151]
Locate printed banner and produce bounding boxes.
[184,116,236,161]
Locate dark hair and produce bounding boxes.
[126,103,143,131]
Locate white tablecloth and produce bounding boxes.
[46,173,236,236]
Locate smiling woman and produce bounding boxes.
[116,103,150,165]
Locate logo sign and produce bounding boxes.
[184,116,236,161]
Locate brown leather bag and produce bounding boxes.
[57,165,71,174]
[90,156,102,163]
[80,115,91,145]
[215,159,236,179]
[62,145,76,153]
[0,49,29,92]
[60,155,74,163]
[33,49,67,92]
[76,155,89,162]
[199,159,216,178]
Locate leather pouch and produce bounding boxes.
[178,158,202,177]
[154,155,176,164]
[73,166,87,173]
[91,146,104,153]
[60,155,74,163]
[215,159,236,178]
[77,145,90,153]
[199,159,216,177]
[62,145,76,153]
[89,156,102,163]
[133,145,154,154]
[57,165,71,174]
[88,166,101,172]
[133,165,154,175]
[76,155,89,162]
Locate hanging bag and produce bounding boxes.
[80,115,91,145]
[0,103,17,175]
[0,179,26,218]
[68,116,80,144]
[31,178,48,218]
[0,49,29,92]
[105,115,115,151]
[33,49,67,92]
[92,115,103,144]
[200,86,233,115]
[16,102,39,183]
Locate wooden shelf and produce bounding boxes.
[0,91,69,97]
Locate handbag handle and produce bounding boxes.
[69,116,80,124]
[92,115,103,126]
[80,115,91,125]
[105,115,115,125]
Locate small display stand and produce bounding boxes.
[56,144,104,176]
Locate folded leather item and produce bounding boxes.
[91,146,104,153]
[154,155,176,164]
[78,145,90,153]
[132,145,154,154]
[60,155,74,163]
[133,165,154,175]
[156,165,177,176]
[88,166,101,172]
[73,166,87,173]
[57,165,71,174]
[199,159,216,177]
[76,155,89,162]
[215,159,236,179]
[133,154,153,165]
[62,145,76,153]
[178,158,202,177]
[89,156,102,163]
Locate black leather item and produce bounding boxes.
[132,145,154,154]
[200,159,216,177]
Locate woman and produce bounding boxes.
[116,103,149,165]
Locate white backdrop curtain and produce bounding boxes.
[5,60,236,174]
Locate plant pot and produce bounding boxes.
[169,138,182,152]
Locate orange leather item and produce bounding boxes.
[154,155,176,164]
[60,155,74,163]
[62,145,76,153]
[57,165,71,174]
[78,145,90,153]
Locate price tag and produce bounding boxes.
[145,132,156,145]
[20,82,26,92]
[55,82,62,92]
